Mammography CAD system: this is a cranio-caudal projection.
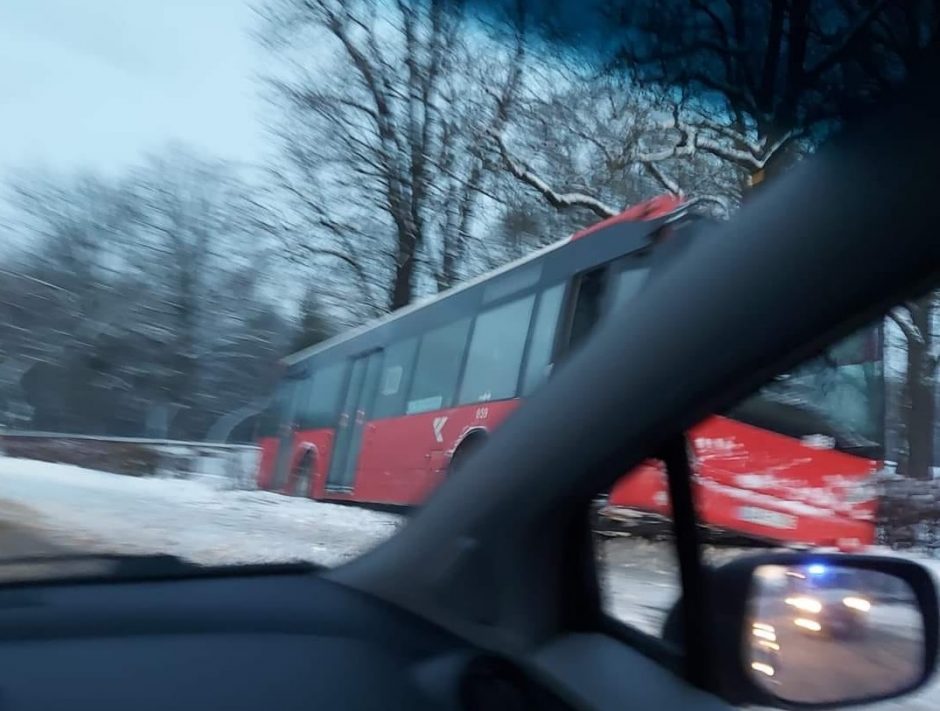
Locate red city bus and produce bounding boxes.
[256,196,884,549]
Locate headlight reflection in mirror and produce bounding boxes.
[746,564,925,705]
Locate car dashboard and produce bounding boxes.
[0,566,729,711]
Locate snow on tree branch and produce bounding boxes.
[642,161,680,196]
[758,130,795,169]
[491,130,618,219]
[691,115,756,149]
[642,116,792,172]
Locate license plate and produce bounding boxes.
[738,506,797,530]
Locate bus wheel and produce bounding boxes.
[448,434,487,475]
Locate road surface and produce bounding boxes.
[754,614,923,704]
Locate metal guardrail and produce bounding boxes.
[0,430,257,449]
[0,431,260,489]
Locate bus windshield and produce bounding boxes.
[256,379,298,438]
[730,327,884,458]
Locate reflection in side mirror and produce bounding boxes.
[747,563,926,705]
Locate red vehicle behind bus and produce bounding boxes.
[256,196,884,549]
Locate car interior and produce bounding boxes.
[1,7,939,711]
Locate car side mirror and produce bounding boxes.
[698,553,938,708]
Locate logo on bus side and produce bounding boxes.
[433,416,448,443]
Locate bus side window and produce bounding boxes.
[607,264,650,315]
[373,337,419,419]
[457,294,536,405]
[299,361,348,429]
[521,283,565,395]
[567,267,607,354]
[406,317,472,415]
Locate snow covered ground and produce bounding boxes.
[1,455,939,710]
[0,456,401,566]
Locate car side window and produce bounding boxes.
[597,321,886,644]
[594,463,681,638]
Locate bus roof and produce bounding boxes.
[282,236,568,366]
[282,195,687,367]
[570,195,685,241]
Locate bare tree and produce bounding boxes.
[889,295,940,479]
[1,150,292,441]
[492,0,940,478]
[861,2,940,480]
[605,0,928,179]
[492,64,743,221]
[1,174,138,431]
[291,287,335,352]
[259,0,526,318]
[491,0,936,214]
[127,149,286,438]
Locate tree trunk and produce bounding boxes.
[438,245,457,293]
[390,246,416,311]
[900,302,935,480]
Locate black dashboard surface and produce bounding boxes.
[0,566,726,711]
[0,565,599,711]
[0,568,467,711]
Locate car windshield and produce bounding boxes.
[2,4,940,704]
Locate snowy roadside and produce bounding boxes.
[0,456,402,567]
[1,456,940,710]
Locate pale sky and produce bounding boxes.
[0,0,267,176]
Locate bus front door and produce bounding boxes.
[326,349,385,491]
